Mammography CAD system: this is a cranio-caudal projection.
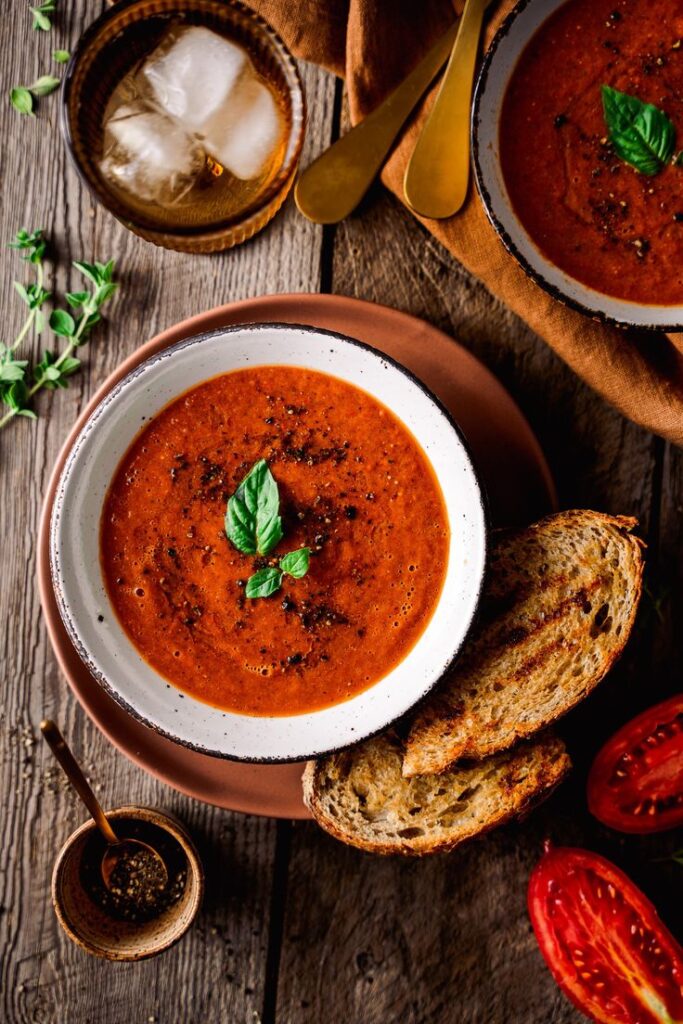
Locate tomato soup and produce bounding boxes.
[500,0,683,304]
[101,366,449,716]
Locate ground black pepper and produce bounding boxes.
[80,818,188,923]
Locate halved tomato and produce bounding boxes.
[588,694,683,834]
[529,844,683,1024]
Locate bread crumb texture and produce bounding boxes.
[303,731,570,855]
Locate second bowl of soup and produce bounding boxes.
[473,0,683,329]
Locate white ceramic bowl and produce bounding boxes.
[472,0,683,331]
[50,324,487,762]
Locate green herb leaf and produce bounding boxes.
[0,357,28,383]
[29,74,60,97]
[31,9,51,30]
[53,49,70,63]
[245,567,283,599]
[10,87,34,116]
[280,547,310,579]
[601,85,676,176]
[49,309,75,337]
[257,513,284,558]
[225,459,283,556]
[671,849,683,867]
[13,281,31,306]
[59,354,81,376]
[66,290,89,308]
[95,282,118,305]
[72,260,101,286]
[30,2,55,30]
[3,378,30,412]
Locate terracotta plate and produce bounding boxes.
[38,294,557,819]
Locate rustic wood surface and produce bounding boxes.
[1,4,681,1022]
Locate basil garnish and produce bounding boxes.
[279,547,310,579]
[245,567,283,599]
[225,459,283,556]
[601,85,676,176]
[245,548,311,600]
[225,460,311,600]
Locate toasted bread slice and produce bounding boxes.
[303,730,570,855]
[402,511,644,778]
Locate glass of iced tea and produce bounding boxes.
[61,0,305,253]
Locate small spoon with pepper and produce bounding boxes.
[40,719,168,894]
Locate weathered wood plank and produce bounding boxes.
[0,22,335,1019]
[274,187,667,1024]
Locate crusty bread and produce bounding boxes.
[303,731,570,856]
[402,511,644,778]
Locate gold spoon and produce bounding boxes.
[403,0,489,219]
[294,21,458,224]
[40,719,168,893]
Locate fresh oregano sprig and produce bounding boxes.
[0,233,118,429]
[0,229,51,420]
[10,75,61,117]
[225,459,311,598]
[30,0,57,31]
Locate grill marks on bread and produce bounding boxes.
[402,511,644,778]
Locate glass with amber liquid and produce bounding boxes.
[62,0,305,253]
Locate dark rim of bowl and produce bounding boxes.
[60,0,305,239]
[50,322,489,764]
[471,0,683,333]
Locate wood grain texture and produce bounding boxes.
[0,18,335,1021]
[1,11,681,1024]
[274,185,682,1024]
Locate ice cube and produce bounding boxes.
[142,26,248,133]
[203,75,281,180]
[99,106,204,206]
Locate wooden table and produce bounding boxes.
[1,7,681,1022]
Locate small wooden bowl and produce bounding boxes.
[51,805,204,960]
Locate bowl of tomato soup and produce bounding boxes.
[50,324,487,762]
[473,0,683,329]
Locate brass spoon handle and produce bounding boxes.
[40,720,119,846]
[403,0,488,219]
[295,21,458,225]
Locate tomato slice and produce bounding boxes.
[588,695,683,834]
[529,844,683,1024]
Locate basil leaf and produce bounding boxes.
[53,50,70,63]
[225,495,257,555]
[602,85,676,176]
[258,513,283,555]
[225,459,282,556]
[280,547,310,579]
[10,88,34,116]
[246,567,282,599]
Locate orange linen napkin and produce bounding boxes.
[252,0,683,446]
